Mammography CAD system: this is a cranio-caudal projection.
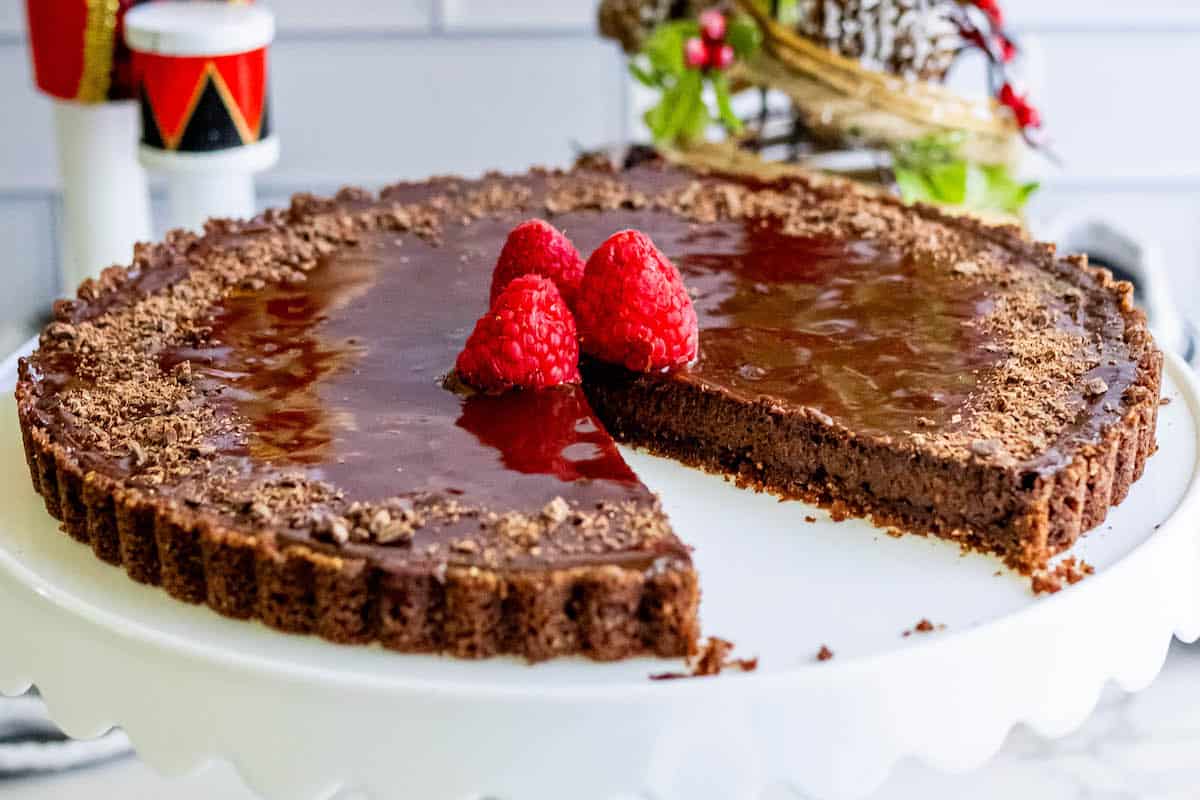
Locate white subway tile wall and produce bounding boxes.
[0,4,24,37]
[441,0,596,31]
[272,0,432,33]
[2,1,1197,337]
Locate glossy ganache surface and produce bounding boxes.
[158,206,1002,544]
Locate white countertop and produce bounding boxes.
[5,641,1200,800]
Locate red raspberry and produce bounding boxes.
[575,230,698,372]
[489,219,585,308]
[456,274,581,392]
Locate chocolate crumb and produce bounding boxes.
[368,508,392,535]
[172,360,193,384]
[816,644,834,662]
[320,514,350,545]
[649,637,758,680]
[969,439,1001,457]
[903,618,944,637]
[804,515,817,523]
[541,497,570,525]
[1083,377,1109,397]
[1033,556,1095,594]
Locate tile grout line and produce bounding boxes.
[430,0,445,36]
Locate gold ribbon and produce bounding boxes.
[76,0,121,103]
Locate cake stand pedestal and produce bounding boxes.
[2,343,1198,800]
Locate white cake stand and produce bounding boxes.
[1,341,1198,800]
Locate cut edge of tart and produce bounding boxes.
[13,156,1162,661]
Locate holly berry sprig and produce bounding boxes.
[685,10,736,71]
[955,0,1045,147]
[629,9,761,146]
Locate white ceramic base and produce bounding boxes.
[1,341,1197,800]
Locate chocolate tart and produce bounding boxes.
[14,158,1160,660]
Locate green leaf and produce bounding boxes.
[643,100,670,141]
[628,61,657,88]
[661,69,706,143]
[642,20,697,77]
[711,73,742,133]
[680,100,711,142]
[894,168,936,205]
[923,160,968,205]
[890,133,1039,214]
[977,165,1040,214]
[726,16,762,59]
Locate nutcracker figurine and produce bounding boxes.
[24,0,153,292]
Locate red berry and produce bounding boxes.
[684,37,709,69]
[973,0,1004,26]
[699,9,727,44]
[997,34,1017,63]
[489,219,585,308]
[575,230,699,372]
[456,275,581,392]
[998,82,1041,129]
[709,42,735,70]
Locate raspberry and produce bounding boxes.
[575,230,698,372]
[489,219,585,308]
[456,274,581,392]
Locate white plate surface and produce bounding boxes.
[1,341,1198,800]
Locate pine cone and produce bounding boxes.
[792,0,963,82]
[598,0,697,54]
